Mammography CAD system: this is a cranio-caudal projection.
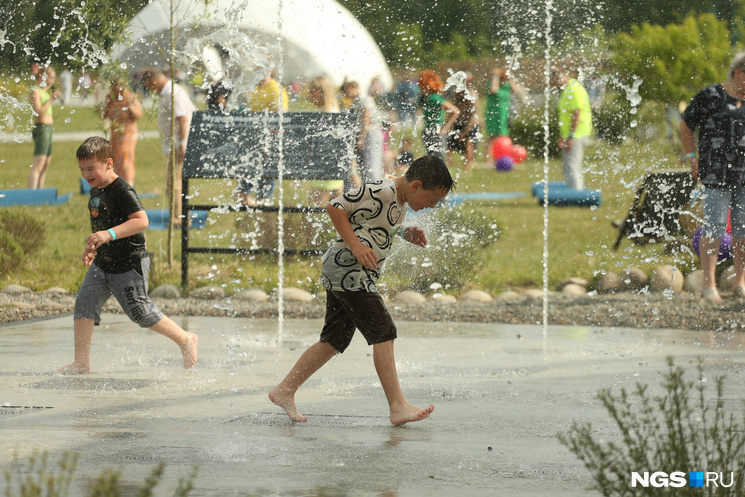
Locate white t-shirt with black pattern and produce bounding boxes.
[321,178,405,292]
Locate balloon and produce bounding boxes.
[490,136,513,159]
[510,145,528,163]
[495,156,514,172]
[692,227,733,261]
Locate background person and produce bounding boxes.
[307,76,345,205]
[485,68,522,147]
[28,66,61,189]
[236,69,289,206]
[340,80,379,185]
[446,71,480,172]
[206,80,231,113]
[139,68,196,225]
[102,78,143,187]
[417,70,459,160]
[680,53,745,303]
[551,68,593,190]
[59,67,73,105]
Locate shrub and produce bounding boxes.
[0,230,24,275]
[0,208,46,255]
[510,102,561,159]
[559,357,745,496]
[2,451,196,497]
[594,91,634,145]
[381,206,500,294]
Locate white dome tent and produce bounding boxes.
[111,0,393,93]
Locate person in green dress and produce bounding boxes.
[417,70,460,160]
[485,68,515,154]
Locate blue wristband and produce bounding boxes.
[108,228,117,241]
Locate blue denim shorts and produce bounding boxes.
[702,185,745,238]
[74,257,164,327]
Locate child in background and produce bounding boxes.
[417,70,460,160]
[269,155,455,426]
[54,137,198,374]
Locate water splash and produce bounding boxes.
[182,27,274,104]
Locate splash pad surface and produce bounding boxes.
[2,315,743,496]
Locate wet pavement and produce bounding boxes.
[2,314,744,496]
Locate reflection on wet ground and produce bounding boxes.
[2,315,744,496]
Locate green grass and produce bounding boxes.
[0,102,700,297]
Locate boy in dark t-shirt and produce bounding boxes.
[54,137,198,374]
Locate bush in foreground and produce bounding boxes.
[559,358,745,496]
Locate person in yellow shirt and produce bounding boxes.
[238,69,289,113]
[236,69,289,205]
[551,69,593,190]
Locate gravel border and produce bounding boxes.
[2,288,743,331]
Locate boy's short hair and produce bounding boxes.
[76,136,113,164]
[405,156,456,192]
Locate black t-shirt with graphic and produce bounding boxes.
[88,177,148,273]
[682,83,745,187]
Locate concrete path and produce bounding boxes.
[2,315,743,496]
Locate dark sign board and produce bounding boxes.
[183,111,356,180]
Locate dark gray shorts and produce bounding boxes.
[32,124,53,156]
[320,290,397,353]
[74,258,164,327]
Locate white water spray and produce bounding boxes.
[541,0,555,348]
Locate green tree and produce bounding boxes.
[0,0,147,72]
[610,13,732,106]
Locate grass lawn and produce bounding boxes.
[0,100,700,297]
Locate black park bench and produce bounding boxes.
[181,110,355,287]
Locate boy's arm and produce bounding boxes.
[326,204,378,270]
[86,210,149,250]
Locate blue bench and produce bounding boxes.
[0,188,72,207]
[145,209,208,230]
[530,181,602,207]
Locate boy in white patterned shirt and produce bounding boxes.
[269,156,454,425]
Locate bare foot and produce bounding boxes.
[268,386,308,422]
[390,403,434,426]
[181,333,198,369]
[702,288,722,303]
[53,362,91,375]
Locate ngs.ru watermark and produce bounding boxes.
[631,471,735,488]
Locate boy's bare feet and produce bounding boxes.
[390,403,434,426]
[181,333,198,369]
[52,362,91,375]
[268,386,308,422]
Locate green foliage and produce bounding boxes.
[3,452,196,497]
[0,206,44,276]
[594,91,635,145]
[510,103,561,159]
[0,207,47,255]
[611,14,732,105]
[0,230,24,276]
[381,206,500,294]
[559,358,745,496]
[3,450,78,497]
[0,0,148,71]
